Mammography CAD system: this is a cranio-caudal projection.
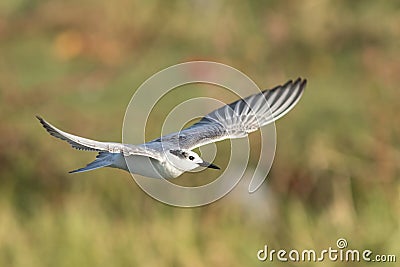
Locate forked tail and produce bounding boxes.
[69,152,114,173]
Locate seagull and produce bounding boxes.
[37,78,306,179]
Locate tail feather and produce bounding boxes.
[69,152,114,174]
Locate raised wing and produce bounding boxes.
[151,78,306,150]
[37,116,162,161]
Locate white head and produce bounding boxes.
[167,149,220,172]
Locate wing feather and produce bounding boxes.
[37,116,162,161]
[150,78,307,150]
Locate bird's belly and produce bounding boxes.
[114,154,181,179]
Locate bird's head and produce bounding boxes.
[167,149,220,172]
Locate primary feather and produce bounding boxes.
[150,78,306,150]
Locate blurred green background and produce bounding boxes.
[0,0,399,266]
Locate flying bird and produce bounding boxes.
[37,78,306,179]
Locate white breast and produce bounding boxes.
[111,153,183,179]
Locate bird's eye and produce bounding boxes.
[188,156,195,161]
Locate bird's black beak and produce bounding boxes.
[198,161,220,170]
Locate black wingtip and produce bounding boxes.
[294,77,306,84]
[36,115,50,131]
[282,79,293,88]
[301,78,307,89]
[36,115,43,122]
[36,115,62,141]
[282,77,307,90]
[36,115,47,129]
[36,115,48,128]
[293,77,307,91]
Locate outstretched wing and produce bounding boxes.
[37,116,163,161]
[150,78,306,150]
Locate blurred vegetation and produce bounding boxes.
[1,0,399,266]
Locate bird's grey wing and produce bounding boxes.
[37,116,163,161]
[150,78,307,150]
